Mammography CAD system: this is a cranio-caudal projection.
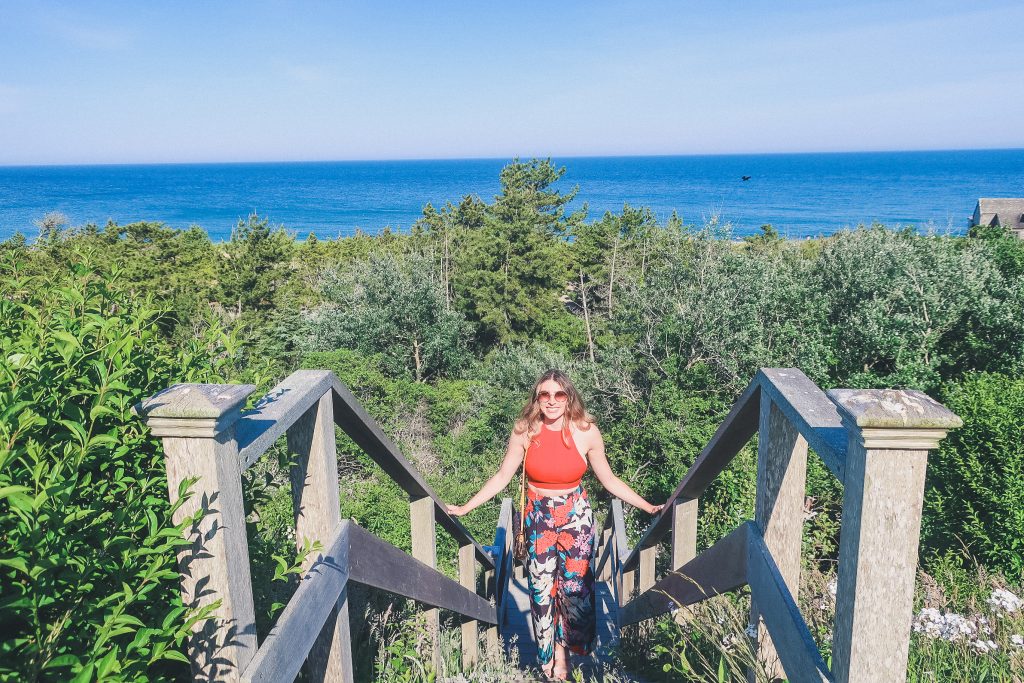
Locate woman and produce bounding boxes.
[447,369,664,680]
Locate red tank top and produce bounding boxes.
[525,425,588,489]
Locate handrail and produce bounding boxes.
[231,370,493,568]
[593,367,961,683]
[492,498,514,628]
[619,368,844,574]
[136,369,503,682]
[243,523,352,682]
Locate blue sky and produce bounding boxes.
[1,1,1022,164]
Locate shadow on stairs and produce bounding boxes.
[500,573,652,682]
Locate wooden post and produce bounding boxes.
[599,528,613,581]
[671,498,698,622]
[639,545,656,594]
[749,396,808,683]
[671,497,697,570]
[287,391,352,682]
[459,543,479,669]
[612,500,634,606]
[827,389,961,683]
[483,567,498,652]
[410,496,441,673]
[135,383,258,681]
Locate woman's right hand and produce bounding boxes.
[447,504,469,517]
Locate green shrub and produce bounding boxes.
[923,372,1024,576]
[0,255,229,681]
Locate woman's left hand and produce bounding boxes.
[648,503,665,515]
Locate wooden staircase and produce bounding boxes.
[136,367,961,683]
[501,572,634,681]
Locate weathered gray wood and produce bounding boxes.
[828,390,958,683]
[671,498,697,571]
[746,527,832,683]
[134,382,255,437]
[620,378,761,572]
[286,390,349,682]
[598,528,613,581]
[639,545,656,593]
[138,384,258,681]
[620,522,749,626]
[329,377,494,568]
[242,523,351,683]
[346,522,498,624]
[611,500,635,606]
[757,368,847,483]
[749,396,809,682]
[827,388,963,431]
[459,543,479,669]
[237,369,335,470]
[494,498,513,625]
[410,495,441,672]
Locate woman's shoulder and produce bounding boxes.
[511,418,539,441]
[570,418,601,441]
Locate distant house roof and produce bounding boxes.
[972,198,1024,235]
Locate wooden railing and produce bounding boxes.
[135,369,509,682]
[592,368,962,683]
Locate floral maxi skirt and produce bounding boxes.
[524,484,596,666]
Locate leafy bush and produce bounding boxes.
[303,252,473,381]
[0,255,229,681]
[924,372,1024,576]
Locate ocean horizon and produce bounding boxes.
[2,148,1023,242]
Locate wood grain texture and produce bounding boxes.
[459,543,479,669]
[757,368,847,483]
[242,523,351,683]
[831,439,930,683]
[750,397,809,682]
[619,522,749,626]
[671,498,697,571]
[286,391,348,682]
[346,522,498,624]
[410,495,441,672]
[746,528,832,683]
[162,429,257,681]
[237,370,335,470]
[639,545,656,593]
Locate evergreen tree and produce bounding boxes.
[454,159,584,346]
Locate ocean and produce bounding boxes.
[1,149,1022,242]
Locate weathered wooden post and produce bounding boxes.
[612,500,635,607]
[638,545,657,595]
[748,395,808,682]
[671,498,698,571]
[459,543,479,668]
[410,496,442,672]
[671,497,698,622]
[827,389,960,683]
[598,528,613,581]
[287,390,353,682]
[135,384,258,681]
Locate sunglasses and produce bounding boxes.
[536,390,569,403]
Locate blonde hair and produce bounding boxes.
[513,369,594,449]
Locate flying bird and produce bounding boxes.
[741,176,751,181]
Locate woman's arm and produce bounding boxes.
[585,424,664,514]
[447,430,527,517]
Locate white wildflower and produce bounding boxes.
[987,588,1022,616]
[744,623,758,639]
[1010,634,1024,649]
[972,639,998,654]
[912,608,977,642]
[827,578,838,597]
